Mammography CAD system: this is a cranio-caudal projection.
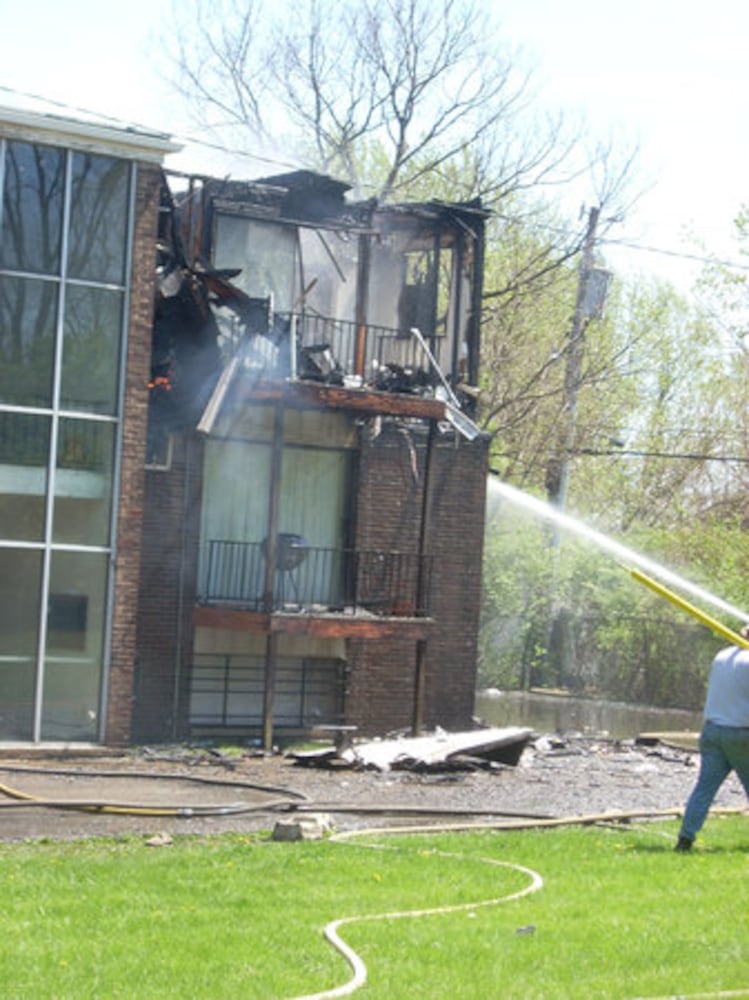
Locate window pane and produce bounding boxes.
[280,447,347,550]
[298,227,358,323]
[67,153,129,284]
[0,141,65,274]
[199,440,271,598]
[61,285,122,414]
[42,550,107,741]
[0,547,42,739]
[0,411,50,541]
[0,275,57,406]
[53,417,114,545]
[214,216,298,312]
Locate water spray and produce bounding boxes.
[487,475,749,624]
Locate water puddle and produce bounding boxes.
[476,689,701,740]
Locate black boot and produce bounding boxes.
[675,835,693,852]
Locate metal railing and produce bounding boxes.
[202,539,432,616]
[240,312,449,383]
[189,654,345,729]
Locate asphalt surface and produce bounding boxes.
[0,737,746,843]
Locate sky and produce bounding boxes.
[1,0,748,287]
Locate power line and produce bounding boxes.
[0,84,301,174]
[577,448,749,463]
[3,83,749,274]
[494,212,749,274]
[599,237,749,274]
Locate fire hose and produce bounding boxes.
[627,567,749,648]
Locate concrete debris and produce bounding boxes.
[145,832,174,848]
[271,814,336,841]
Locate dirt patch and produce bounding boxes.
[0,738,745,843]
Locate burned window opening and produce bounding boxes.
[148,169,488,448]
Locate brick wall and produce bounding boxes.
[127,410,487,743]
[421,435,488,729]
[347,422,488,735]
[132,433,202,742]
[105,162,161,745]
[344,636,418,734]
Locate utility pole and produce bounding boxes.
[543,205,603,689]
[548,204,601,515]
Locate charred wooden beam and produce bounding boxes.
[193,605,434,640]
[238,380,448,421]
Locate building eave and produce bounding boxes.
[0,105,181,163]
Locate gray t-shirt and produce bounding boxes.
[704,646,749,727]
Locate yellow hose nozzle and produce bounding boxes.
[628,567,749,650]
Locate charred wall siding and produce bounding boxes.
[132,433,202,743]
[347,423,488,735]
[106,162,162,746]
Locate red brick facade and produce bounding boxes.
[105,162,162,746]
[345,425,488,735]
[106,165,489,746]
[132,435,202,743]
[129,419,487,743]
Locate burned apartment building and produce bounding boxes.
[0,106,489,747]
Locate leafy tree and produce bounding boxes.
[165,0,638,211]
[481,263,749,705]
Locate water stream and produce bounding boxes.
[487,476,749,624]
[481,476,746,734]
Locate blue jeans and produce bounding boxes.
[680,720,749,841]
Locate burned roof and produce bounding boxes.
[375,198,491,230]
[176,166,489,237]
[253,169,352,202]
[204,169,372,229]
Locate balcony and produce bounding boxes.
[289,312,448,383]
[231,310,451,388]
[201,538,432,618]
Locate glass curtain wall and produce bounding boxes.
[0,138,132,741]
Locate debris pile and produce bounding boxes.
[289,726,533,773]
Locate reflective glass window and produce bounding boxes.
[214,216,299,312]
[42,550,107,741]
[0,141,65,274]
[0,275,57,406]
[0,547,42,739]
[61,285,123,414]
[67,153,130,284]
[0,411,50,541]
[53,417,115,546]
[0,137,131,743]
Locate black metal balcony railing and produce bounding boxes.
[189,655,345,729]
[250,312,448,383]
[294,312,444,374]
[202,539,432,617]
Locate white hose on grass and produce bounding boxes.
[287,807,748,1000]
[288,827,544,1000]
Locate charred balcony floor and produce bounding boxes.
[194,604,434,639]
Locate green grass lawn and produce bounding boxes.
[1,817,747,999]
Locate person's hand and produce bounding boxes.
[740,624,749,640]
